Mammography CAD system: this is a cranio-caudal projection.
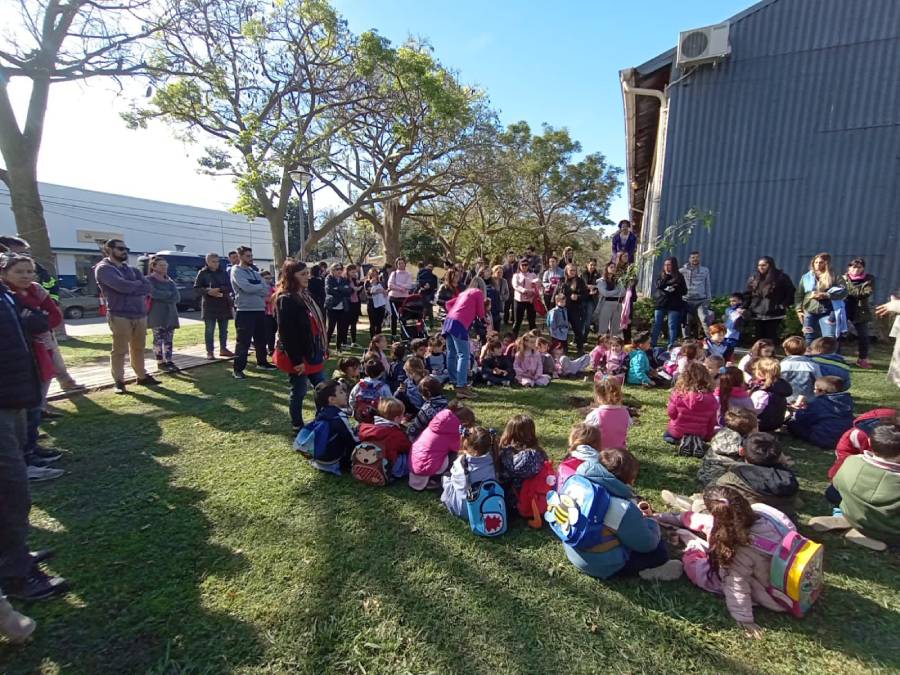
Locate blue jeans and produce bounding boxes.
[446,333,470,387]
[651,309,682,349]
[204,317,229,353]
[803,311,836,345]
[289,370,325,428]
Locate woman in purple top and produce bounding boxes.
[442,287,485,400]
[611,220,637,264]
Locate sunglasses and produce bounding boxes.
[113,246,130,253]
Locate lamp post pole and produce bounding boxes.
[288,168,312,262]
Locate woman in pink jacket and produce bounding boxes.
[665,362,719,442]
[442,287,486,400]
[408,402,476,491]
[512,258,539,334]
[387,257,414,338]
[514,334,550,387]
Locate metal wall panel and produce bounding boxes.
[654,0,899,298]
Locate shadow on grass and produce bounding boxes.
[0,394,262,674]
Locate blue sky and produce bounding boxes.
[333,0,753,222]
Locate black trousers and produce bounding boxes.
[754,319,782,345]
[265,315,277,353]
[327,308,350,351]
[513,300,536,335]
[234,310,269,372]
[504,297,514,325]
[0,409,32,580]
[347,302,361,345]
[389,298,404,336]
[367,304,386,337]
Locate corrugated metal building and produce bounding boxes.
[620,0,899,297]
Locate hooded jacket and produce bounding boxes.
[788,391,854,449]
[557,444,600,486]
[441,453,497,519]
[680,263,711,302]
[667,390,719,440]
[779,355,821,402]
[743,269,795,321]
[833,452,900,544]
[410,408,462,476]
[358,416,412,464]
[698,427,744,486]
[94,257,151,319]
[828,408,897,479]
[811,353,851,390]
[750,378,793,432]
[406,395,449,441]
[546,306,569,341]
[562,460,662,579]
[716,464,800,517]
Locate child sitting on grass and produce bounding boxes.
[627,331,664,388]
[697,408,759,486]
[584,377,632,450]
[590,334,608,372]
[809,337,851,391]
[498,414,549,502]
[787,376,854,449]
[561,448,683,581]
[441,426,498,519]
[409,401,476,491]
[714,432,799,518]
[357,397,412,475]
[536,336,556,379]
[426,336,450,383]
[395,356,427,415]
[714,366,755,427]
[501,331,517,357]
[406,376,449,441]
[779,335,821,403]
[367,334,391,375]
[307,380,357,475]
[551,343,592,377]
[704,354,725,383]
[332,356,361,391]
[664,362,718,447]
[514,334,551,387]
[658,486,791,638]
[749,357,792,433]
[558,422,602,486]
[738,339,776,384]
[386,342,407,391]
[480,339,515,386]
[663,339,703,380]
[348,359,393,421]
[704,323,731,362]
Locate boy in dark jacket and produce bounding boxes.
[307,380,356,474]
[480,340,515,386]
[715,432,799,518]
[787,376,854,449]
[809,337,851,391]
[697,408,759,486]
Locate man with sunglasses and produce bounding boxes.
[94,239,159,394]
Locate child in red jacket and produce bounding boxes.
[357,397,412,469]
[664,361,719,446]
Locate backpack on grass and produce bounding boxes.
[350,442,389,487]
[517,460,557,528]
[545,474,612,549]
[294,419,329,460]
[462,456,507,537]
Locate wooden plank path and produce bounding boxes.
[47,345,232,401]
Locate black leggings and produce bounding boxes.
[347,302,361,345]
[367,304,385,337]
[327,308,349,351]
[513,300,536,335]
[754,319,782,345]
[389,297,405,336]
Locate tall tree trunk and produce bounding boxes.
[381,198,406,263]
[6,162,56,276]
[266,214,287,269]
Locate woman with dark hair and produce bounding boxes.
[308,263,326,310]
[490,264,510,329]
[842,258,875,368]
[324,262,351,353]
[611,220,637,264]
[614,252,637,342]
[796,252,846,346]
[276,260,327,432]
[364,267,387,336]
[651,257,687,350]
[560,264,589,354]
[594,261,625,337]
[345,264,366,348]
[436,268,461,317]
[387,257,414,337]
[743,256,796,343]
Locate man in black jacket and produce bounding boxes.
[193,253,234,360]
[0,276,69,601]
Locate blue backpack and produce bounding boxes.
[353,379,382,423]
[545,474,612,549]
[462,456,507,537]
[294,419,329,460]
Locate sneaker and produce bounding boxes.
[40,408,62,420]
[27,465,64,482]
[137,375,161,386]
[233,371,246,379]
[164,361,181,372]
[455,385,479,400]
[350,343,360,349]
[638,559,684,581]
[219,348,234,357]
[33,446,63,462]
[113,381,127,395]
[2,568,70,601]
[30,549,55,565]
[660,490,693,512]
[0,597,35,643]
[256,363,278,370]
[845,528,887,551]
[808,515,852,533]
[502,381,511,387]
[856,359,872,369]
[206,352,216,360]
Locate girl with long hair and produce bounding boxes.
[441,426,499,518]
[651,257,687,350]
[560,264,589,354]
[665,361,719,445]
[744,256,796,343]
[513,333,549,387]
[498,414,549,498]
[595,261,625,338]
[714,366,754,426]
[345,264,366,349]
[364,267,387,336]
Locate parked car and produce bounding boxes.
[138,251,207,311]
[59,287,102,319]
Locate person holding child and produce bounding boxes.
[795,253,846,346]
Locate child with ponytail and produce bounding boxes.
[714,366,755,427]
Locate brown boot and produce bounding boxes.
[455,385,479,400]
[0,597,36,643]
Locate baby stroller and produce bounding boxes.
[391,293,429,342]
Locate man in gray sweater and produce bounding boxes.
[229,246,275,378]
[681,251,712,339]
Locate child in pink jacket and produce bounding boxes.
[658,486,790,638]
[514,334,550,387]
[408,402,476,490]
[665,362,719,443]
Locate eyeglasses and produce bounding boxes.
[113,246,130,253]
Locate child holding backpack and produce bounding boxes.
[349,359,393,423]
[441,426,498,518]
[409,401,476,491]
[295,380,357,475]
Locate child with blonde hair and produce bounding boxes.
[557,422,601,485]
[441,426,498,518]
[749,357,792,432]
[585,377,632,449]
[738,339,776,384]
[514,333,550,387]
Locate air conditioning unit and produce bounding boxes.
[677,23,731,67]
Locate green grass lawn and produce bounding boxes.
[3,334,899,673]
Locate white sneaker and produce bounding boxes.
[638,559,684,581]
[0,597,36,643]
[660,490,693,511]
[27,465,64,482]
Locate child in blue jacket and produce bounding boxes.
[546,293,570,351]
[306,380,357,474]
[809,337,851,390]
[787,376,854,448]
[780,335,821,403]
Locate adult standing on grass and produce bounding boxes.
[345,264,365,349]
[541,255,564,311]
[595,261,625,338]
[308,263,326,311]
[417,262,439,328]
[230,246,275,380]
[512,258,539,335]
[796,253,846,346]
[614,252,637,342]
[194,253,234,360]
[276,260,327,433]
[582,258,601,336]
[743,256,795,344]
[651,257,687,350]
[436,269,461,318]
[560,264,589,355]
[324,262,351,354]
[611,220,637,264]
[94,238,160,395]
[502,251,518,325]
[490,265,510,330]
[387,257,414,338]
[146,256,181,373]
[875,294,900,387]
[261,270,277,356]
[680,251,712,339]
[443,287,485,400]
[364,267,388,337]
[842,258,875,369]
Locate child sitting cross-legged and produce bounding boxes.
[594,336,627,383]
[426,336,450,383]
[664,362,719,449]
[307,380,357,475]
[395,356,427,416]
[748,357,792,433]
[480,338,515,387]
[809,336,851,391]
[560,448,684,581]
[514,333,551,387]
[714,366,755,427]
[348,359,393,422]
[551,343,591,378]
[498,415,550,503]
[584,376,632,450]
[409,401,476,491]
[406,376,449,441]
[779,335,821,404]
[357,397,412,476]
[441,426,498,518]
[787,376,854,449]
[696,408,759,487]
[715,432,799,519]
[626,331,665,388]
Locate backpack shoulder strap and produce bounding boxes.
[602,495,629,531]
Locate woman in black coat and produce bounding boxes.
[651,256,687,349]
[324,263,352,353]
[308,263,326,311]
[560,264,590,354]
[276,260,328,432]
[743,256,796,343]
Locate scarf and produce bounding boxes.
[299,287,327,355]
[847,271,866,282]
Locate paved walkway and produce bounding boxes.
[63,312,204,337]
[48,344,231,401]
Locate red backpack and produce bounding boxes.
[517,460,557,528]
[353,379,382,423]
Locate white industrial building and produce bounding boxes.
[0,182,274,289]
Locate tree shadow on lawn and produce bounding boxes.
[0,395,262,674]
